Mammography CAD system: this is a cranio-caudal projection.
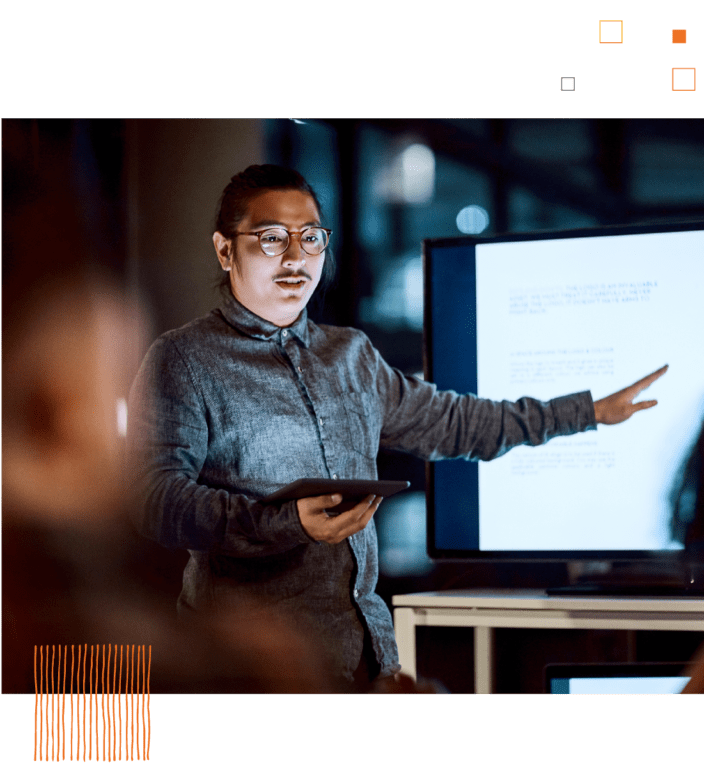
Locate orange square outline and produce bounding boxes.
[672,68,696,91]
[599,20,623,44]
[672,29,686,44]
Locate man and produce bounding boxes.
[128,164,667,690]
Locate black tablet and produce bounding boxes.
[262,478,410,514]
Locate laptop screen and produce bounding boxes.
[545,663,691,694]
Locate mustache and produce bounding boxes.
[272,270,312,281]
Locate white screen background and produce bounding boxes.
[568,676,690,694]
[476,230,704,551]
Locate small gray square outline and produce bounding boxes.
[561,77,575,91]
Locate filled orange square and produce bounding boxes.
[673,29,686,44]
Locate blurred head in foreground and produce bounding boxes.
[2,124,340,695]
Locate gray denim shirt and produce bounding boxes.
[128,293,597,681]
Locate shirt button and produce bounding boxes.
[353,589,359,599]
[332,473,338,480]
[297,366,302,373]
[282,330,288,337]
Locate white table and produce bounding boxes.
[392,589,704,693]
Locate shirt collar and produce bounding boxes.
[217,292,311,347]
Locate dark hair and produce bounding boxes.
[213,164,336,296]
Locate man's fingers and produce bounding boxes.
[299,493,382,544]
[359,495,383,524]
[326,495,382,542]
[343,495,380,527]
[632,399,658,412]
[627,364,669,395]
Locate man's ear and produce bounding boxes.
[213,232,232,271]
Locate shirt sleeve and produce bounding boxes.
[127,337,313,555]
[371,343,597,461]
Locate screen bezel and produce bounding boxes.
[423,219,704,562]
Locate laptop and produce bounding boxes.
[545,662,691,694]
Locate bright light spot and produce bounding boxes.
[116,398,128,437]
[359,252,423,331]
[400,144,435,204]
[456,205,490,234]
[377,492,433,577]
[402,257,423,331]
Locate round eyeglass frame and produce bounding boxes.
[232,227,333,257]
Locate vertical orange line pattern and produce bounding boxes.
[134,645,142,760]
[32,643,152,763]
[51,645,55,762]
[76,645,83,761]
[125,647,129,763]
[57,644,62,760]
[45,645,49,762]
[141,646,146,761]
[77,645,82,761]
[147,646,151,761]
[107,644,112,763]
[39,645,43,762]
[57,645,61,760]
[54,646,61,761]
[93,645,100,763]
[102,644,106,762]
[130,645,135,761]
[34,645,39,763]
[89,644,94,761]
[112,646,117,762]
[124,648,128,763]
[62,645,67,761]
[118,646,123,762]
[95,645,105,762]
[34,646,38,762]
[68,645,74,761]
[125,645,134,760]
[83,644,87,762]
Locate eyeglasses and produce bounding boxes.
[233,227,332,257]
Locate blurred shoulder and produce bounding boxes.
[148,311,229,353]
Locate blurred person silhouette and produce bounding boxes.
[2,122,337,695]
[670,419,704,693]
[682,645,704,694]
[670,418,704,566]
[3,123,135,691]
[127,163,668,692]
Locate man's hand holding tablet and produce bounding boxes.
[262,478,410,545]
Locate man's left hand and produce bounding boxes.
[593,364,668,425]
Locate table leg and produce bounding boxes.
[475,626,494,693]
[394,607,417,680]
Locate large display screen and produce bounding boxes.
[425,223,704,559]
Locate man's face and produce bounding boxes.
[216,190,326,327]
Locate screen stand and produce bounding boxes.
[546,561,704,597]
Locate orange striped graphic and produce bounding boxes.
[32,645,152,761]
